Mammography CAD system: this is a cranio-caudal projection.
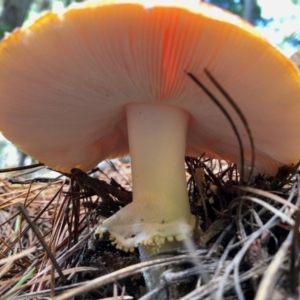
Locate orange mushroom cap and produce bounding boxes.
[0,0,299,174]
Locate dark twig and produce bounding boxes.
[17,204,67,283]
[0,163,44,173]
[70,168,132,205]
[7,176,63,184]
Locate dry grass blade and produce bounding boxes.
[53,254,192,300]
[0,267,99,300]
[182,263,268,300]
[0,172,73,297]
[204,69,255,183]
[290,199,300,294]
[235,185,299,210]
[255,231,293,300]
[186,71,247,183]
[0,247,36,266]
[17,203,66,283]
[0,248,36,282]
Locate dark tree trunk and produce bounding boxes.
[36,0,52,11]
[243,0,255,24]
[0,0,33,32]
[18,151,28,167]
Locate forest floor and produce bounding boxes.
[0,157,299,299]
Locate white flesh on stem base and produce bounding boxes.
[96,103,195,251]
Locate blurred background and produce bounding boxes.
[0,0,300,168]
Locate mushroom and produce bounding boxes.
[0,0,300,254]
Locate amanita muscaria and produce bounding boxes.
[0,0,300,251]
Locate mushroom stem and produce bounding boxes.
[128,103,194,295]
[97,103,195,250]
[127,102,191,220]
